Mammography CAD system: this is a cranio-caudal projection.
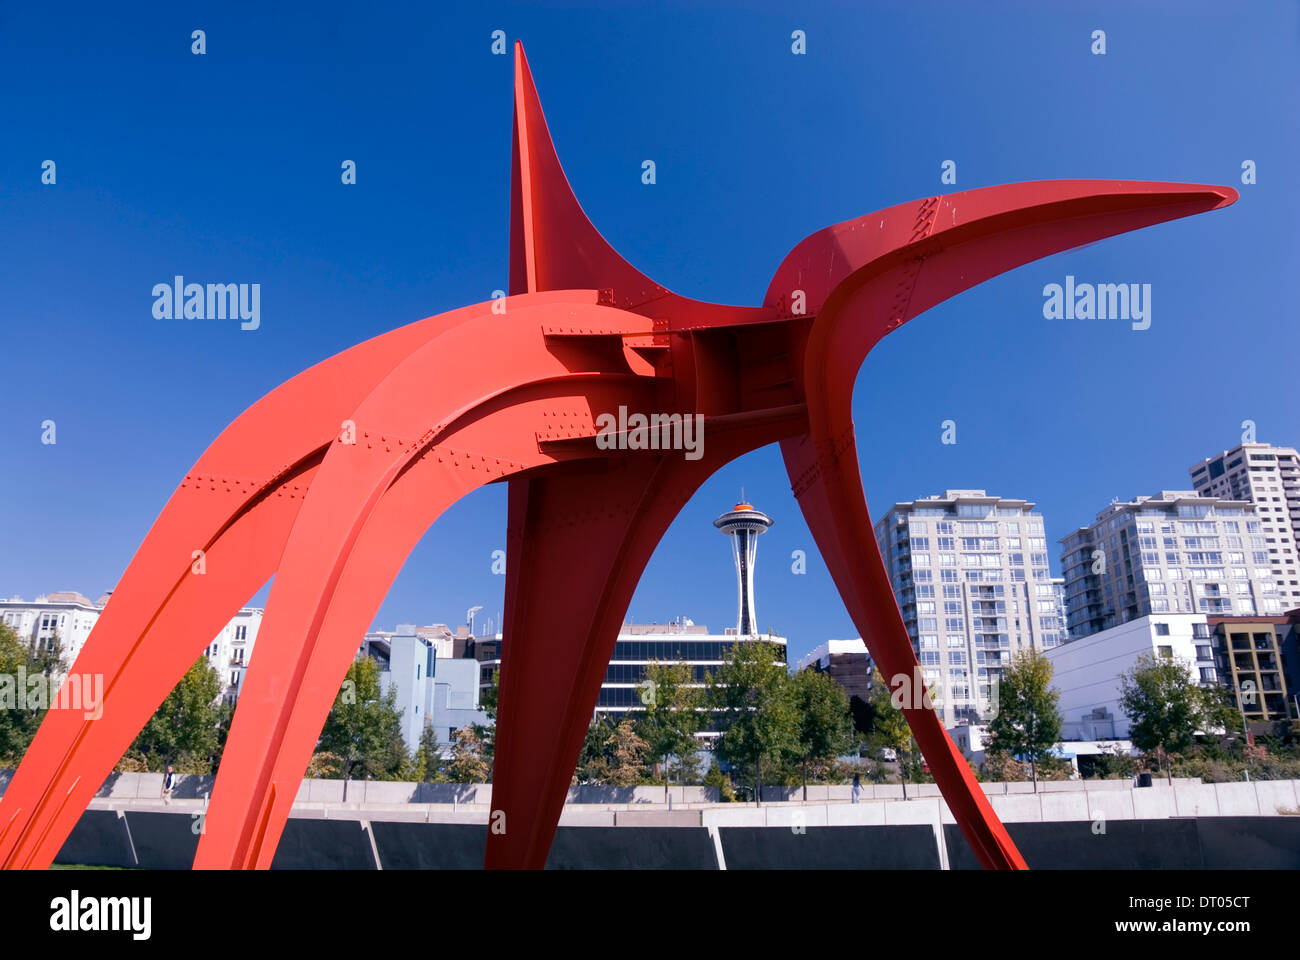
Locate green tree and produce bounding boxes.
[864,668,917,798]
[636,660,703,802]
[1119,652,1223,785]
[127,656,223,773]
[412,724,447,783]
[573,714,616,784]
[443,725,490,782]
[474,670,499,779]
[478,670,499,721]
[0,624,67,766]
[791,668,855,800]
[1200,680,1245,739]
[983,649,1062,791]
[703,757,735,801]
[605,717,649,786]
[1086,742,1138,780]
[709,640,798,805]
[210,698,236,772]
[315,656,410,797]
[980,750,1028,782]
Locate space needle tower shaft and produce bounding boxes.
[713,499,774,637]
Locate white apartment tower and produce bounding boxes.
[1059,491,1286,640]
[1189,441,1300,610]
[873,490,1067,727]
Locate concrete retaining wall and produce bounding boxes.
[57,810,136,869]
[52,808,1300,869]
[944,816,1300,869]
[18,769,1300,870]
[270,818,377,870]
[546,826,716,869]
[121,811,199,869]
[720,824,941,869]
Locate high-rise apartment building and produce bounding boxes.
[1060,491,1286,640]
[1189,442,1300,610]
[873,490,1066,726]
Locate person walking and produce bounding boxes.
[162,765,176,805]
[851,772,862,804]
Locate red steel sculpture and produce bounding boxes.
[0,43,1236,871]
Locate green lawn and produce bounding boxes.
[49,864,128,870]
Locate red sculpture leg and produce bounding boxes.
[0,292,589,871]
[488,407,808,868]
[488,460,690,869]
[783,429,1027,868]
[193,299,665,868]
[0,508,294,870]
[768,180,1236,869]
[191,379,649,868]
[0,303,483,871]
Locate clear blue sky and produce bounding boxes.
[3,1,1297,668]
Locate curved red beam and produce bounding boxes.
[0,41,1236,871]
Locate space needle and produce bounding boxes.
[713,496,774,637]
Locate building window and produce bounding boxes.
[1157,645,1173,658]
[1153,623,1170,636]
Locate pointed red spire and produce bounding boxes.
[510,42,664,301]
